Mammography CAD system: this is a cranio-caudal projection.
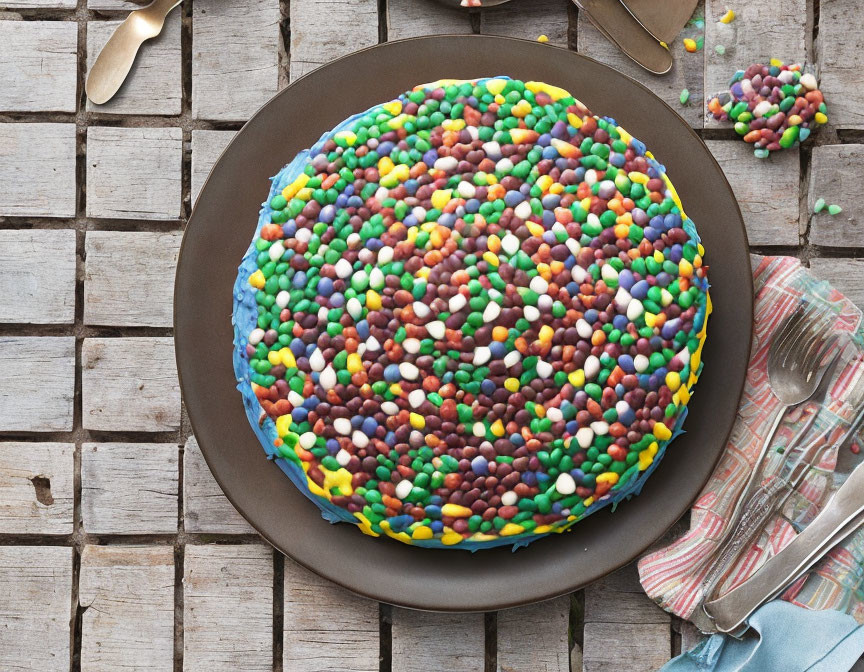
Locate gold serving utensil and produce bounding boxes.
[85,0,181,105]
[619,0,699,45]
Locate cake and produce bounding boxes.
[233,77,710,550]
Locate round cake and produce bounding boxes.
[233,77,710,550]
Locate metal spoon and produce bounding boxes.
[619,0,699,45]
[85,0,181,105]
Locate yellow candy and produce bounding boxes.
[382,100,402,116]
[525,80,570,101]
[441,503,472,517]
[391,164,410,182]
[248,270,265,289]
[389,383,402,396]
[815,112,828,124]
[683,38,697,52]
[644,313,658,328]
[550,138,580,158]
[568,370,585,388]
[770,57,783,67]
[322,467,353,496]
[526,222,545,238]
[678,385,691,404]
[549,182,564,195]
[720,9,735,23]
[666,371,681,392]
[482,251,500,267]
[566,112,583,129]
[282,173,309,200]
[538,325,554,341]
[511,100,533,118]
[334,131,356,146]
[638,454,653,471]
[597,472,619,485]
[410,412,425,430]
[431,189,452,210]
[416,267,430,280]
[366,290,382,310]
[275,415,292,438]
[504,377,520,393]
[442,118,466,132]
[411,526,433,540]
[486,78,507,95]
[679,259,694,278]
[653,422,672,441]
[280,348,296,368]
[537,34,549,43]
[296,187,313,201]
[346,353,362,374]
[441,532,464,545]
[628,171,649,185]
[788,114,802,126]
[494,94,506,104]
[500,523,526,536]
[536,175,554,192]
[268,351,281,366]
[490,419,505,437]
[378,156,395,175]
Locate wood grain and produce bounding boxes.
[4,0,75,7]
[0,337,75,433]
[192,0,281,121]
[481,0,570,48]
[183,544,273,671]
[84,231,181,327]
[0,123,77,218]
[808,258,864,310]
[79,545,175,671]
[808,144,864,247]
[191,130,236,205]
[0,546,72,672]
[706,140,801,246]
[86,126,182,220]
[283,557,380,672]
[582,565,671,672]
[81,443,178,535]
[497,595,571,672]
[577,6,704,129]
[0,20,78,113]
[391,608,485,672]
[86,13,182,116]
[704,0,807,127]
[183,435,255,534]
[0,442,74,535]
[817,0,864,129]
[386,0,472,39]
[0,229,76,325]
[81,337,181,432]
[289,0,378,82]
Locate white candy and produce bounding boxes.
[571,265,587,283]
[248,328,265,345]
[276,291,291,309]
[365,336,381,351]
[457,181,476,199]
[473,422,487,437]
[501,491,518,506]
[347,297,363,319]
[434,156,458,172]
[449,293,467,313]
[333,417,352,435]
[566,238,581,255]
[584,355,600,379]
[546,407,563,423]
[426,320,446,340]
[537,295,553,311]
[585,169,598,185]
[753,100,772,118]
[381,401,399,416]
[614,287,632,312]
[627,300,644,321]
[576,318,593,339]
[399,362,419,380]
[299,432,316,449]
[369,267,385,290]
[268,241,285,262]
[309,348,325,371]
[352,430,369,449]
[408,389,426,408]
[377,246,394,265]
[514,201,533,220]
[473,346,492,366]
[287,390,304,407]
[601,264,619,282]
[496,158,514,174]
[412,206,427,221]
[555,472,577,495]
[590,421,609,436]
[483,301,501,322]
[295,228,311,243]
[523,305,540,321]
[530,276,549,294]
[482,141,502,160]
[403,338,421,354]
[395,479,413,500]
[319,366,337,390]
[536,359,553,378]
[800,72,818,91]
[504,350,522,368]
[501,234,520,256]
[334,258,353,278]
[634,354,650,373]
[346,232,361,249]
[576,427,594,450]
[413,301,431,319]
[336,449,351,466]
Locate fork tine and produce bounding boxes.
[779,305,829,369]
[768,304,808,369]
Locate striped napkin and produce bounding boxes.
[638,255,864,623]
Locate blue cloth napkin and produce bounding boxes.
[660,601,864,672]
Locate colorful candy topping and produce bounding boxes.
[235,78,709,549]
[719,9,736,24]
[708,62,828,157]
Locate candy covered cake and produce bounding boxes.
[233,77,710,550]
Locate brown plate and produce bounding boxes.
[175,35,752,612]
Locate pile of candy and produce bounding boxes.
[235,77,710,549]
[708,61,828,158]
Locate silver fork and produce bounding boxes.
[697,301,839,605]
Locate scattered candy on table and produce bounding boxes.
[715,45,726,55]
[814,198,826,213]
[235,77,710,549]
[680,89,691,106]
[719,9,736,23]
[537,35,549,44]
[828,204,843,215]
[707,61,828,157]
[683,38,698,52]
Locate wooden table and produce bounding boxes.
[0,0,861,669]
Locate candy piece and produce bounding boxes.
[537,34,549,43]
[814,198,826,213]
[828,204,843,215]
[683,38,697,52]
[719,9,735,23]
[234,77,710,550]
[715,45,726,55]
[680,89,691,105]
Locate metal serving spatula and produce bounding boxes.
[619,0,699,45]
[85,0,181,105]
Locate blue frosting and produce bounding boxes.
[232,77,710,551]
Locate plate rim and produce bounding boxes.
[176,34,753,612]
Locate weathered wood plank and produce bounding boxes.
[0,229,76,325]
[0,123,77,218]
[86,13,181,115]
[0,337,75,433]
[283,557,379,672]
[817,0,864,129]
[0,442,74,535]
[808,258,864,310]
[481,0,570,48]
[704,0,807,127]
[0,546,72,672]
[706,140,800,246]
[86,126,182,220]
[81,337,181,432]
[497,595,571,672]
[4,0,75,7]
[289,0,378,82]
[577,4,704,129]
[191,130,236,206]
[79,545,175,671]
[0,20,78,113]
[808,144,864,247]
[192,0,280,121]
[183,544,273,671]
[81,443,178,535]
[386,0,472,40]
[390,608,484,672]
[582,564,671,672]
[88,0,146,8]
[84,231,181,327]
[183,435,254,534]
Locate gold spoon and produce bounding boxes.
[85,0,181,105]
